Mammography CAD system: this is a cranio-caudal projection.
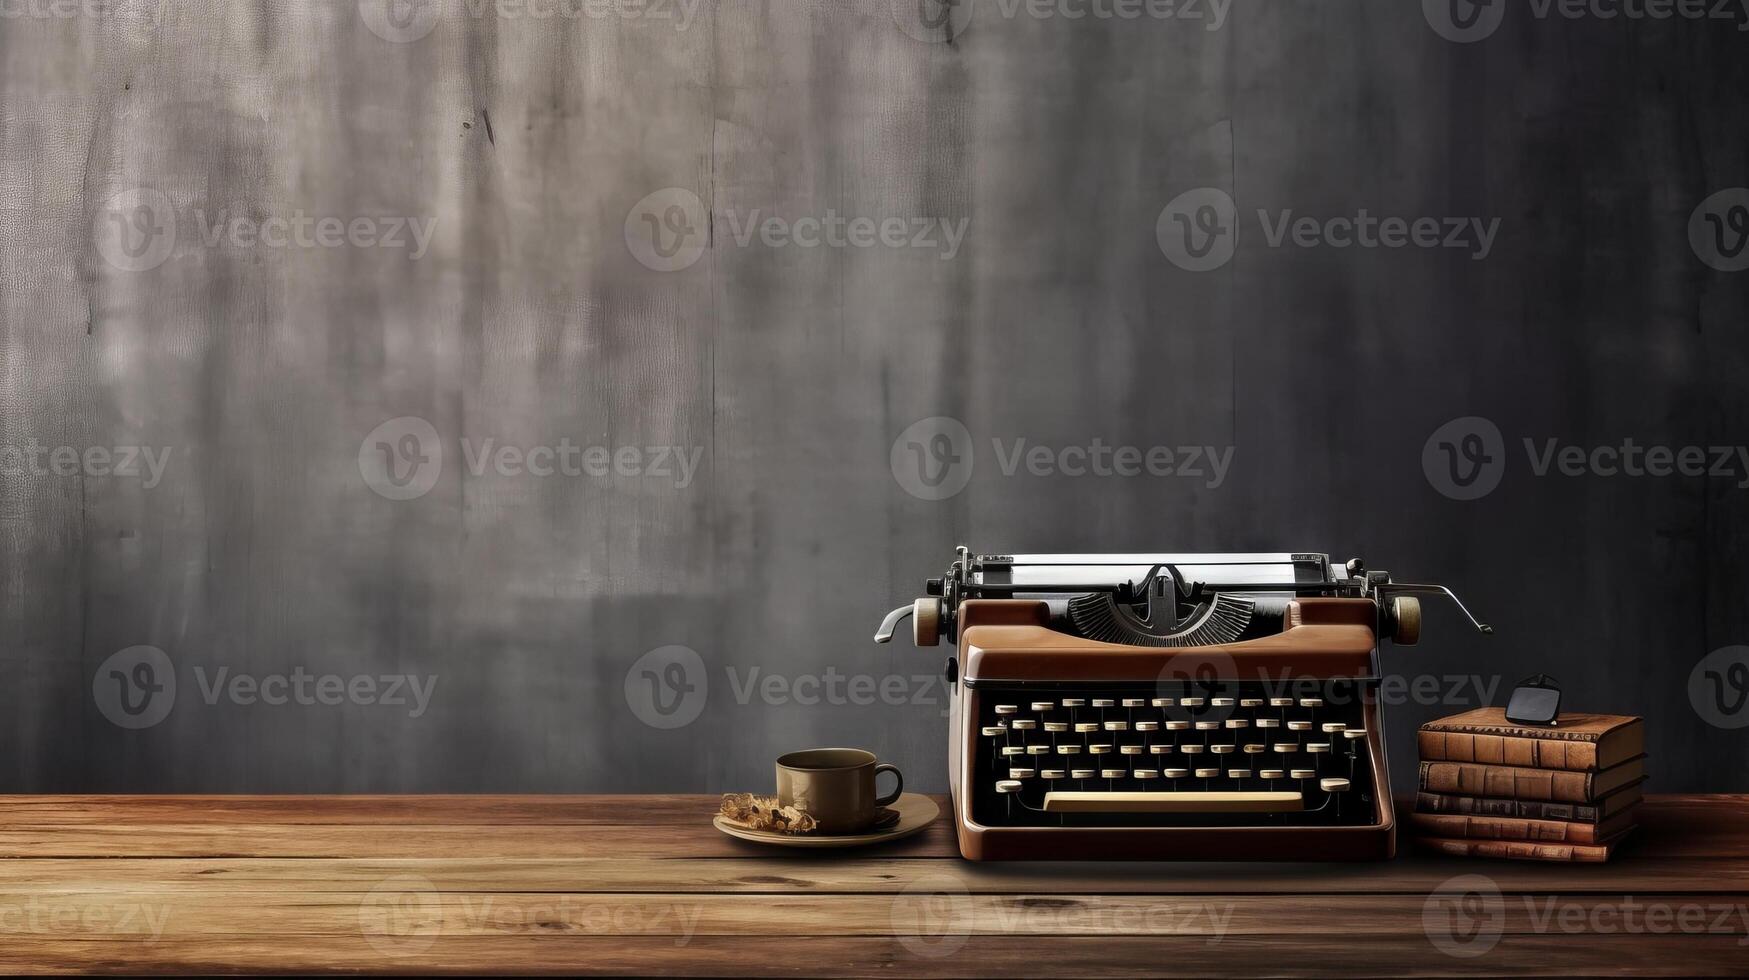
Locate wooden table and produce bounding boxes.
[0,794,1743,976]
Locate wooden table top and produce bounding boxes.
[0,793,1743,976]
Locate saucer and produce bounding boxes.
[713,793,939,849]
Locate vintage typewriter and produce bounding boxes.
[875,548,1490,861]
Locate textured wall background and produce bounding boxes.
[3,0,1747,795]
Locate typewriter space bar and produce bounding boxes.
[1042,791,1304,814]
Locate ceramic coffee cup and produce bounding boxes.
[775,748,903,834]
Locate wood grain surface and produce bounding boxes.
[1,793,1745,976]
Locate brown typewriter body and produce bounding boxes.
[876,550,1490,862]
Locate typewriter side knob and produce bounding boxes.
[1389,596,1422,646]
[913,598,942,646]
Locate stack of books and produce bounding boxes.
[1411,707,1645,862]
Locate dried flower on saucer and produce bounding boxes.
[719,793,818,834]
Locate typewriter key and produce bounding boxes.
[996,780,1022,794]
[1148,744,1171,755]
[1009,768,1035,779]
[981,726,1005,737]
[1269,697,1294,707]
[1043,722,1068,733]
[1088,744,1113,755]
[1260,769,1284,780]
[1121,698,1145,708]
[1041,769,1065,779]
[1027,745,1051,755]
[1224,718,1248,729]
[1133,769,1159,779]
[1180,744,1204,755]
[1240,698,1264,708]
[1195,721,1220,731]
[1030,701,1054,713]
[1164,720,1190,731]
[1343,728,1367,739]
[1011,719,1036,730]
[1164,768,1189,779]
[1228,769,1251,779]
[1290,769,1315,779]
[1287,720,1312,731]
[1321,777,1348,792]
[1211,744,1235,755]
[1071,769,1096,780]
[1273,743,1299,754]
[1150,697,1173,708]
[1074,722,1099,733]
[1120,745,1143,755]
[1104,721,1128,731]
[1057,745,1082,754]
[1243,743,1266,755]
[995,705,1018,715]
[1001,746,1025,756]
[1254,718,1280,729]
[1299,698,1324,708]
[1100,769,1125,779]
[1134,721,1159,732]
[1321,722,1346,733]
[1061,698,1086,708]
[1195,767,1219,779]
[1211,697,1235,707]
[1092,699,1115,708]
[1307,743,1331,754]
[1180,697,1206,708]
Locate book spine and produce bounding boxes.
[1416,730,1599,771]
[1418,836,1611,863]
[1415,791,1601,822]
[1410,811,1600,844]
[1419,761,1594,803]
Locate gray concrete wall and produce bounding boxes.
[3,0,1746,794]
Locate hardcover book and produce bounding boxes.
[1414,829,1632,863]
[1418,756,1645,804]
[1417,707,1644,772]
[1409,808,1638,845]
[1414,783,1644,822]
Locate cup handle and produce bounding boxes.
[874,763,904,807]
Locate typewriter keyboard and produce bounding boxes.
[970,681,1380,827]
